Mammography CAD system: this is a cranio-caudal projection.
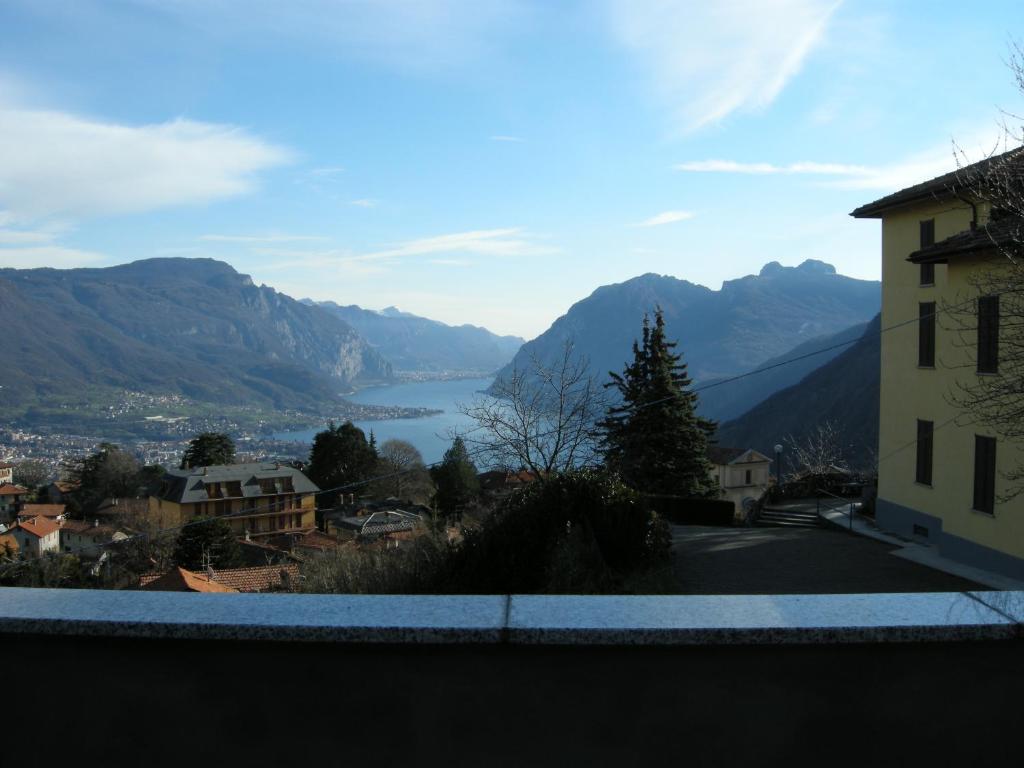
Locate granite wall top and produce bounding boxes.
[1,588,1022,645]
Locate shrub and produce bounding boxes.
[652,496,735,526]
[435,468,670,594]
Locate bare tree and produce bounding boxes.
[940,43,1024,499]
[784,421,848,481]
[457,341,606,478]
[371,439,433,503]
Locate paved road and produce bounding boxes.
[671,524,983,594]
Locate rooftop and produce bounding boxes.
[850,146,1024,218]
[13,516,60,539]
[20,504,65,519]
[154,462,320,505]
[140,567,239,594]
[908,215,1023,263]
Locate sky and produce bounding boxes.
[0,0,1022,339]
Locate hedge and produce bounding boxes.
[650,496,735,527]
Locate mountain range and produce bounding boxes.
[493,260,881,395]
[0,258,393,410]
[310,301,524,374]
[697,320,869,423]
[715,314,881,470]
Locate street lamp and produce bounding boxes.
[773,444,783,491]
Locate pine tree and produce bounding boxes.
[430,437,479,520]
[600,308,717,498]
[180,432,236,469]
[306,421,378,506]
[173,516,243,570]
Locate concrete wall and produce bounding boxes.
[1,616,1022,766]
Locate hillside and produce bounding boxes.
[493,260,880,394]
[0,258,393,411]
[697,321,869,423]
[714,314,881,470]
[313,301,524,373]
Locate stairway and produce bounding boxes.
[756,506,821,528]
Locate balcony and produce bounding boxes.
[1,588,1022,765]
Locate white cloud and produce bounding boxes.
[608,0,840,131]
[490,135,525,142]
[253,228,556,272]
[635,210,695,227]
[133,0,528,73]
[0,92,292,222]
[0,245,108,269]
[429,258,474,266]
[675,130,1020,192]
[364,228,558,261]
[675,160,870,176]
[0,228,56,245]
[200,233,326,243]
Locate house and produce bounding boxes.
[0,462,14,485]
[8,516,61,557]
[139,564,299,593]
[147,462,319,538]
[94,497,149,520]
[0,484,28,523]
[327,508,422,540]
[478,469,542,493]
[851,146,1024,578]
[139,566,239,593]
[46,481,78,505]
[18,504,66,523]
[708,447,773,514]
[59,519,128,556]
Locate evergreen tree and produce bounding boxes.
[180,432,236,469]
[600,308,717,498]
[173,516,243,571]
[64,443,142,514]
[430,437,479,519]
[306,421,379,506]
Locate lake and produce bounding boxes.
[275,377,494,465]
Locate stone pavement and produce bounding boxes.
[670,523,984,595]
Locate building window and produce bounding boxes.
[920,262,934,286]
[977,295,999,374]
[973,436,997,514]
[919,219,936,286]
[744,469,752,485]
[915,420,933,486]
[920,218,935,247]
[919,302,936,367]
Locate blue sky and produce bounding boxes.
[0,1,1021,338]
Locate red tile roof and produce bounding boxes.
[14,516,61,539]
[140,567,239,593]
[0,485,28,496]
[21,504,66,518]
[207,564,301,593]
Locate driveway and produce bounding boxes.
[670,524,983,594]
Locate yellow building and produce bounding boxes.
[148,462,319,538]
[852,148,1024,578]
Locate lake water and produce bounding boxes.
[275,377,494,465]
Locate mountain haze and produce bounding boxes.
[313,301,524,373]
[0,258,393,410]
[697,321,870,423]
[715,315,881,470]
[494,260,881,393]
